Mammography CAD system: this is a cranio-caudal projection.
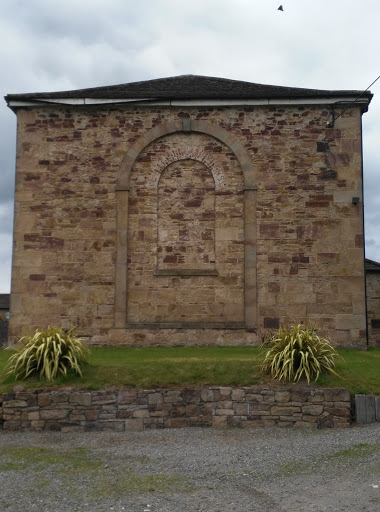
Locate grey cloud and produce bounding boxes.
[0,118,16,204]
[4,0,154,48]
[0,203,14,234]
[0,248,12,292]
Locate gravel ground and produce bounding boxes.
[1,423,380,512]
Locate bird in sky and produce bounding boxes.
[278,5,284,11]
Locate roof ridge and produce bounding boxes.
[5,75,374,105]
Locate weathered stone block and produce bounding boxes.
[182,389,201,403]
[69,392,91,406]
[167,406,184,417]
[69,412,85,421]
[324,407,350,418]
[118,390,137,404]
[271,406,301,416]
[231,389,245,401]
[96,421,125,432]
[274,391,291,403]
[233,403,249,416]
[279,414,302,422]
[27,411,40,421]
[302,405,324,416]
[99,406,117,419]
[216,400,233,409]
[215,408,235,416]
[30,420,45,430]
[91,393,117,405]
[3,413,20,421]
[163,391,182,403]
[164,418,190,428]
[148,393,163,405]
[308,393,324,404]
[3,420,22,430]
[125,418,144,431]
[185,404,201,416]
[3,400,28,408]
[201,389,214,402]
[323,388,350,402]
[40,409,68,420]
[84,408,100,421]
[293,421,318,429]
[214,387,233,400]
[51,392,70,404]
[212,416,228,428]
[132,409,150,418]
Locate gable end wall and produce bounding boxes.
[9,104,366,347]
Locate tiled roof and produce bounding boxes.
[5,75,373,101]
[365,258,380,272]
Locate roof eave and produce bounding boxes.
[6,95,372,113]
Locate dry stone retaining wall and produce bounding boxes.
[0,386,351,432]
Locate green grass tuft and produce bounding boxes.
[94,472,193,497]
[0,446,102,474]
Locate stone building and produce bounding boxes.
[5,75,373,347]
[0,293,10,347]
[365,258,380,347]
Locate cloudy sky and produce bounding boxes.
[0,0,379,292]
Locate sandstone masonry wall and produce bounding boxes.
[366,271,380,346]
[10,104,366,346]
[0,386,351,431]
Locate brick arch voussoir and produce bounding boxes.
[116,119,255,189]
[152,152,226,191]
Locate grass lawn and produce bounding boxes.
[0,346,379,395]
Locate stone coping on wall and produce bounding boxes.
[0,386,352,432]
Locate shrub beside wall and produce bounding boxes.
[0,386,351,431]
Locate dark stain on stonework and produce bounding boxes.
[318,169,338,180]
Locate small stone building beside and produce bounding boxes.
[0,293,10,347]
[5,75,373,347]
[365,258,380,347]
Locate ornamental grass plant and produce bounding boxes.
[6,326,89,382]
[261,324,340,384]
